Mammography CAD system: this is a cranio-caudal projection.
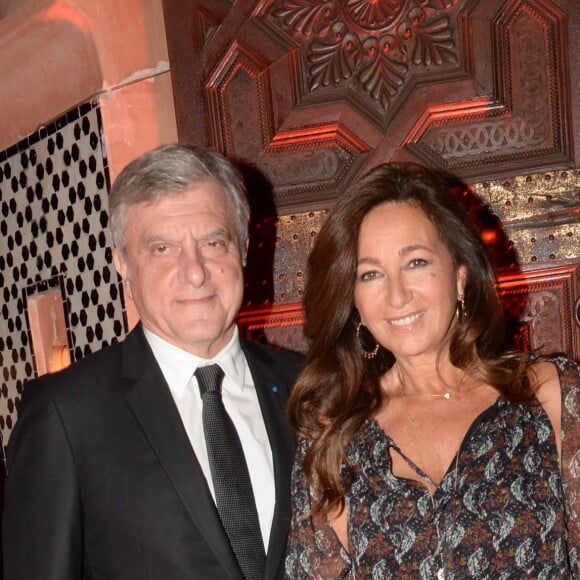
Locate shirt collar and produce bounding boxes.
[143,326,246,398]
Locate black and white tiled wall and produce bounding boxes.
[0,102,128,444]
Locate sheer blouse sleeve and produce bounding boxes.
[554,356,580,573]
[284,438,352,579]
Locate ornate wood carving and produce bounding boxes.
[205,40,370,209]
[165,0,575,212]
[262,0,465,127]
[408,0,574,180]
[497,261,580,361]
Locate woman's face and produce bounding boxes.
[353,202,467,366]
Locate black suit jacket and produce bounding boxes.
[3,325,303,580]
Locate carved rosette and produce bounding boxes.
[267,0,460,117]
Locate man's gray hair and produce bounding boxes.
[109,144,250,256]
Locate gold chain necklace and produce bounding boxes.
[396,365,447,494]
[396,364,475,580]
[397,364,475,489]
[400,370,469,401]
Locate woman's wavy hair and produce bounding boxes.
[288,162,530,514]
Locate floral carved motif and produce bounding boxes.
[268,0,459,110]
[523,290,563,355]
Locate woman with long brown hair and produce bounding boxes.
[285,163,578,578]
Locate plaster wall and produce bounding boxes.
[0,0,178,176]
[0,0,179,439]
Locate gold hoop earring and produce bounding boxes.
[356,322,379,360]
[456,295,466,322]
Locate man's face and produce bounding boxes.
[114,181,246,359]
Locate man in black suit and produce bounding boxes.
[3,144,303,580]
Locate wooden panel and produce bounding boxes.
[164,0,575,213]
[408,0,573,180]
[497,261,580,361]
[237,302,306,353]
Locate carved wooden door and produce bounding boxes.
[163,0,580,360]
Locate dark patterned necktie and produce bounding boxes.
[194,364,266,580]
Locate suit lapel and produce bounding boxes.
[241,341,296,580]
[121,327,242,580]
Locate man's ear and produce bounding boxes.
[242,237,249,267]
[112,247,132,299]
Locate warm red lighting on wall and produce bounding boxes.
[481,228,500,244]
[27,289,72,375]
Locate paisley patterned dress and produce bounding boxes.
[285,357,579,579]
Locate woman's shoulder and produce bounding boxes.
[539,355,580,427]
[530,355,580,399]
[528,355,580,454]
[539,354,580,372]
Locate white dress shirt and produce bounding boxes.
[143,326,275,550]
